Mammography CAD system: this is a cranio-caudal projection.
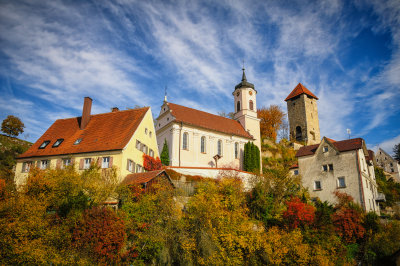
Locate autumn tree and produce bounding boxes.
[282,197,315,230]
[1,115,25,137]
[331,191,365,243]
[72,207,126,263]
[143,154,162,171]
[160,139,170,166]
[257,105,285,142]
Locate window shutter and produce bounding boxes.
[127,159,130,171]
[71,158,75,166]
[79,159,84,170]
[109,157,113,168]
[56,159,62,169]
[36,161,40,167]
[97,157,102,167]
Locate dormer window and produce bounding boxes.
[52,138,64,147]
[74,138,82,145]
[39,140,50,149]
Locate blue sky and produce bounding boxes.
[0,0,399,154]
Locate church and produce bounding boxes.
[155,69,261,171]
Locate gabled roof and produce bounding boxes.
[165,102,253,139]
[285,83,319,101]
[18,107,149,159]
[296,138,364,157]
[122,170,173,186]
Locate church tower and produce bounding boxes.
[233,68,261,152]
[285,83,320,145]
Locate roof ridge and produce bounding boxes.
[54,107,149,121]
[168,102,240,123]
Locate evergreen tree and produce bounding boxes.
[160,139,170,166]
[243,141,260,172]
[394,143,400,163]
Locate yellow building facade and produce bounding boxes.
[15,97,159,187]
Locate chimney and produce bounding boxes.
[112,107,119,112]
[80,97,92,130]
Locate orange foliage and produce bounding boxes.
[143,154,162,171]
[257,105,285,141]
[332,191,365,243]
[282,197,315,229]
[72,207,126,263]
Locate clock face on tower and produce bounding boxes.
[236,91,240,97]
[249,91,253,96]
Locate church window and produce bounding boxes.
[235,142,239,159]
[217,140,222,156]
[183,132,188,150]
[249,100,254,111]
[201,136,206,153]
[314,181,321,190]
[237,101,241,112]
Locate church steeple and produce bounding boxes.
[241,67,247,81]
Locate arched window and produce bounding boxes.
[249,100,254,111]
[235,142,239,159]
[183,132,188,150]
[237,101,241,112]
[295,126,302,141]
[201,136,206,153]
[217,140,223,156]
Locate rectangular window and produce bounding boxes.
[323,165,328,172]
[22,161,32,173]
[39,140,50,149]
[102,157,110,168]
[84,158,91,169]
[314,181,322,190]
[323,146,328,152]
[338,177,346,188]
[136,140,141,150]
[127,159,135,172]
[149,149,154,157]
[235,143,239,159]
[329,164,333,171]
[294,169,299,175]
[136,164,143,173]
[52,138,64,147]
[142,144,148,154]
[62,158,71,168]
[40,160,49,169]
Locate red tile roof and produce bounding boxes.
[296,138,364,157]
[166,103,253,139]
[18,107,149,159]
[122,170,167,185]
[285,83,319,101]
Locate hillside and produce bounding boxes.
[0,134,32,185]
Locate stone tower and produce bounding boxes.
[233,68,261,152]
[285,83,320,145]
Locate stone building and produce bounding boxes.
[155,69,261,170]
[293,137,381,213]
[15,97,159,187]
[285,83,321,145]
[375,148,400,183]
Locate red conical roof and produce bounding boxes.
[285,83,318,101]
